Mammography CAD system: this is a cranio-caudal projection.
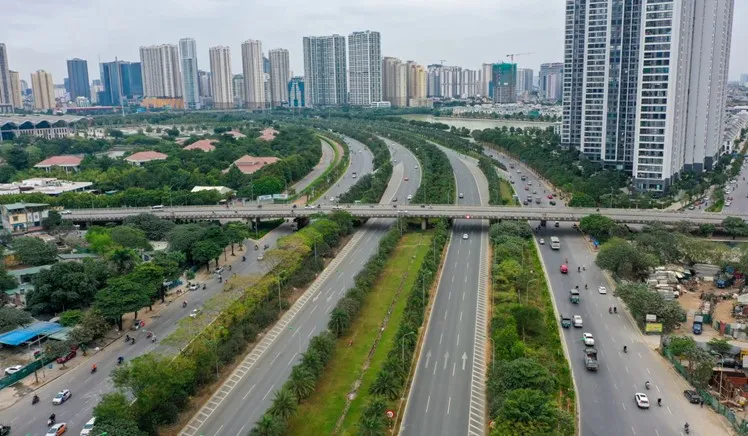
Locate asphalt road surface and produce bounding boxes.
[181,138,421,436]
[0,135,375,436]
[401,145,489,436]
[494,148,727,436]
[288,138,334,194]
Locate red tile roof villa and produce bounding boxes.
[226,155,280,175]
[183,139,216,152]
[125,151,168,165]
[34,155,84,172]
[258,128,279,141]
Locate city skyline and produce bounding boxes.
[2,0,746,87]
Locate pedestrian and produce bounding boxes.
[700,399,704,408]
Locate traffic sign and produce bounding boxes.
[386,409,395,419]
[466,215,471,219]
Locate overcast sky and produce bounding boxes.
[2,0,747,85]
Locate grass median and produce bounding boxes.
[285,230,433,435]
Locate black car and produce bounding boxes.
[683,390,701,404]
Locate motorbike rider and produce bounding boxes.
[584,283,588,290]
[182,300,187,308]
[614,306,617,313]
[609,307,613,314]
[657,398,662,406]
[32,394,39,404]
[118,356,124,364]
[49,413,56,424]
[91,363,97,372]
[623,345,627,353]
[645,381,651,390]
[577,266,581,273]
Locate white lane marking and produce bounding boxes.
[667,406,672,414]
[460,311,463,321]
[449,291,452,300]
[444,309,448,320]
[288,352,297,366]
[270,352,281,365]
[242,384,256,400]
[452,275,455,283]
[464,275,467,283]
[447,397,452,415]
[215,424,224,435]
[462,291,465,301]
[307,328,314,338]
[262,384,274,401]
[631,426,636,435]
[646,367,651,375]
[425,395,431,413]
[621,402,626,411]
[310,305,318,315]
[452,362,456,376]
[439,333,443,345]
[236,425,246,436]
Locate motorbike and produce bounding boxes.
[117,356,124,365]
[609,307,613,314]
[32,395,39,405]
[91,365,97,374]
[623,346,627,353]
[219,277,223,283]
[242,256,246,262]
[146,332,152,339]
[203,284,206,290]
[182,301,187,308]
[645,381,650,390]
[685,423,690,434]
[614,307,617,314]
[125,335,131,343]
[48,415,55,426]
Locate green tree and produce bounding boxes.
[328,308,350,337]
[722,217,748,240]
[150,251,185,282]
[358,396,387,436]
[509,305,544,339]
[124,213,175,240]
[106,129,125,139]
[13,237,58,266]
[29,261,100,315]
[250,414,286,436]
[7,145,29,170]
[494,389,559,435]
[0,267,18,292]
[596,238,658,281]
[94,392,135,423]
[42,210,64,232]
[286,366,316,403]
[369,369,400,400]
[224,222,250,256]
[268,387,297,420]
[579,214,620,242]
[92,418,147,436]
[129,262,166,302]
[707,338,733,355]
[109,248,139,275]
[59,309,83,326]
[95,277,151,330]
[110,226,151,250]
[0,307,33,333]
[167,223,207,262]
[192,240,223,271]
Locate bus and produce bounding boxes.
[550,236,561,250]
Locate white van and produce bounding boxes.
[151,205,164,210]
[80,417,96,436]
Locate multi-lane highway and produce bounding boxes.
[493,148,728,436]
[0,135,373,436]
[180,138,421,436]
[400,146,489,436]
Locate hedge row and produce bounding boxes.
[478,156,504,205]
[298,134,350,202]
[486,221,575,435]
[248,223,404,434]
[355,219,449,434]
[92,212,356,435]
[365,127,455,205]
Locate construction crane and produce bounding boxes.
[506,52,534,63]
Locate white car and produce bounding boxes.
[414,165,419,169]
[214,267,224,275]
[573,315,583,328]
[635,393,650,409]
[80,417,96,436]
[4,365,22,376]
[190,308,201,318]
[459,193,464,198]
[60,210,72,215]
[189,283,199,291]
[257,254,264,261]
[52,389,71,404]
[462,233,469,240]
[582,333,595,346]
[598,286,607,295]
[726,201,732,207]
[407,194,412,201]
[539,238,545,245]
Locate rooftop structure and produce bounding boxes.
[1,202,49,233]
[33,155,84,172]
[125,151,168,165]
[191,186,234,195]
[0,178,93,196]
[225,155,280,175]
[0,115,87,141]
[258,128,278,141]
[183,139,216,152]
[225,130,246,139]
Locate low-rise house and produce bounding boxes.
[191,186,234,195]
[1,203,49,233]
[57,253,99,263]
[183,139,216,152]
[225,130,246,139]
[258,128,278,141]
[8,265,53,284]
[224,155,280,175]
[33,155,84,172]
[125,151,168,166]
[0,178,93,196]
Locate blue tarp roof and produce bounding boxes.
[0,321,63,346]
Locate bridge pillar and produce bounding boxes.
[421,218,427,230]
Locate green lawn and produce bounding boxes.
[499,179,517,205]
[285,231,432,436]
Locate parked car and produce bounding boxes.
[56,350,77,364]
[547,194,553,199]
[52,389,71,405]
[80,417,96,436]
[214,267,224,275]
[683,390,701,404]
[3,365,22,376]
[635,393,650,409]
[549,200,556,206]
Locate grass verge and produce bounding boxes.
[499,179,517,205]
[284,231,433,435]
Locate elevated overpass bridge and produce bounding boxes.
[64,204,741,226]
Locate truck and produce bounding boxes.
[693,315,704,335]
[560,314,572,328]
[584,347,599,371]
[535,196,541,204]
[569,288,580,304]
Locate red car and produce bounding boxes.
[547,194,553,199]
[56,350,77,364]
[524,186,529,191]
[560,264,568,274]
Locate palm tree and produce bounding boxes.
[288,366,316,403]
[250,414,285,436]
[328,308,350,337]
[268,387,297,420]
[358,415,386,436]
[110,248,138,275]
[369,370,400,400]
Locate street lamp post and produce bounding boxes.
[401,331,416,366]
[716,353,724,400]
